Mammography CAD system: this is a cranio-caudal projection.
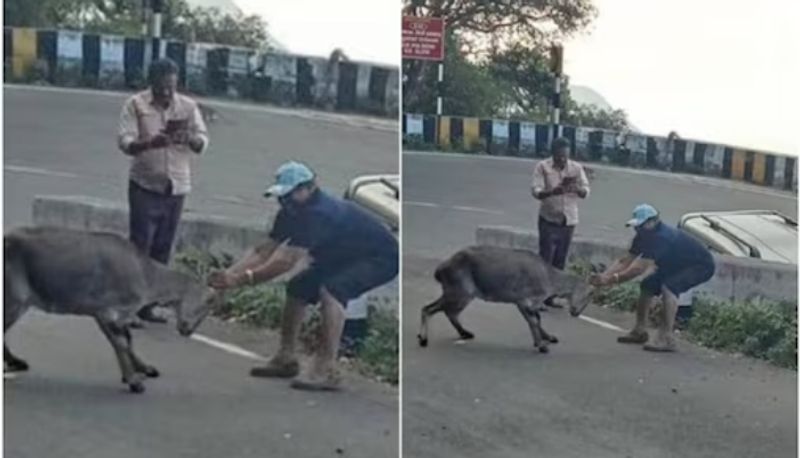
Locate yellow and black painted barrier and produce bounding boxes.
[402,113,796,192]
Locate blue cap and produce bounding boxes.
[626,204,659,227]
[265,161,315,197]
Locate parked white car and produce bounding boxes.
[344,174,399,233]
[678,210,797,265]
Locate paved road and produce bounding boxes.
[3,85,398,458]
[403,150,797,259]
[402,151,797,458]
[4,85,397,229]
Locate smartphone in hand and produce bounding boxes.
[165,119,189,135]
[165,119,190,144]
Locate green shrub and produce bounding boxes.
[353,307,398,384]
[403,134,434,151]
[687,296,797,369]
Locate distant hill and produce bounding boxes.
[569,85,613,111]
[570,85,639,132]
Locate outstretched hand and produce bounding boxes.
[208,271,237,290]
[589,273,609,287]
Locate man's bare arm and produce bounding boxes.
[227,239,282,275]
[615,256,655,283]
[248,243,305,285]
[603,254,636,276]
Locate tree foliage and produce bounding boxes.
[403,0,597,56]
[402,1,630,130]
[404,33,507,117]
[4,0,271,49]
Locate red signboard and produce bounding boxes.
[402,16,445,61]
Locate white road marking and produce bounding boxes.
[405,201,439,208]
[451,205,504,215]
[190,333,269,362]
[406,201,505,215]
[578,315,625,332]
[5,164,79,179]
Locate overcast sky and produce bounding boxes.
[235,0,398,66]
[565,0,799,154]
[233,1,796,154]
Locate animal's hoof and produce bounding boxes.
[538,345,549,354]
[129,382,146,394]
[459,331,475,340]
[142,366,160,378]
[417,335,428,347]
[548,335,559,344]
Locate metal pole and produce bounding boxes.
[550,44,563,146]
[151,0,163,60]
[553,76,561,140]
[436,62,443,115]
[434,61,444,147]
[142,0,150,36]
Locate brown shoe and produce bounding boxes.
[290,369,342,392]
[617,330,649,344]
[250,357,300,379]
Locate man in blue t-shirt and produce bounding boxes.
[590,204,715,352]
[208,161,398,390]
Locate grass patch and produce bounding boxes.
[174,249,399,384]
[349,307,399,385]
[686,297,797,369]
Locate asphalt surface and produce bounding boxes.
[3,85,399,458]
[4,85,397,229]
[402,151,798,458]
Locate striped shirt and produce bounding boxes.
[531,158,590,226]
[117,90,209,195]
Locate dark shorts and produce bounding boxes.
[287,253,398,307]
[640,262,715,297]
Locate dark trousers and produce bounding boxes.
[538,216,575,270]
[128,180,185,265]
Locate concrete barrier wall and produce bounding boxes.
[403,113,798,193]
[30,195,398,310]
[476,225,798,306]
[3,27,398,117]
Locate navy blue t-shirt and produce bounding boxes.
[629,222,713,271]
[269,190,397,265]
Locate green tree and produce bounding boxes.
[563,101,630,131]
[403,33,507,117]
[487,44,556,122]
[403,0,597,54]
[4,0,271,49]
[403,0,597,115]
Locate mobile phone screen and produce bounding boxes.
[166,119,188,134]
